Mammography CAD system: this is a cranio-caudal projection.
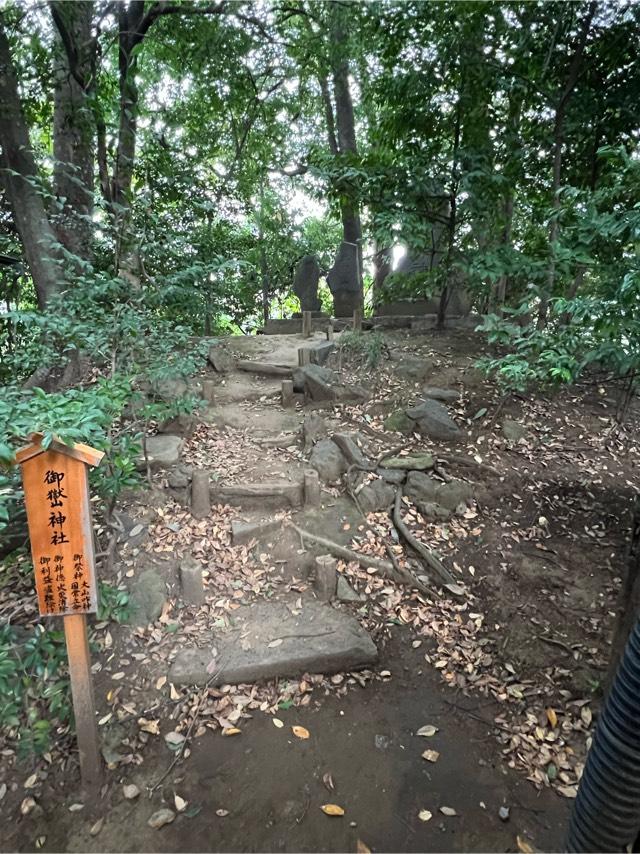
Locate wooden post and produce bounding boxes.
[64,614,102,794]
[16,433,104,795]
[201,379,216,404]
[353,308,363,332]
[281,379,294,407]
[298,347,311,367]
[302,310,312,338]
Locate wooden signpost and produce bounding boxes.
[16,433,104,794]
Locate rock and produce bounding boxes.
[502,418,528,442]
[391,353,432,382]
[303,413,327,451]
[383,409,414,433]
[294,363,368,403]
[167,465,193,489]
[327,242,361,317]
[129,570,166,625]
[231,518,281,545]
[437,480,474,511]
[405,471,437,505]
[405,472,473,517]
[293,255,321,313]
[423,387,460,402]
[336,575,365,603]
[309,340,335,366]
[381,452,434,471]
[123,785,140,800]
[358,479,396,513]
[157,413,195,437]
[180,557,205,605]
[137,435,183,470]
[309,438,347,484]
[498,806,510,822]
[331,433,369,468]
[151,378,189,402]
[208,346,235,373]
[148,809,175,829]
[168,598,377,685]
[376,468,406,485]
[314,555,337,602]
[406,399,461,441]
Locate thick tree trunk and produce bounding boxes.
[0,22,63,309]
[326,2,363,313]
[372,244,391,309]
[50,1,96,261]
[537,2,596,330]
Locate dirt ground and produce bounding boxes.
[1,325,638,853]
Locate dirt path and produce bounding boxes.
[4,326,637,852]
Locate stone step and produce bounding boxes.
[231,517,282,545]
[212,480,303,509]
[168,598,377,686]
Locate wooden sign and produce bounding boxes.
[16,434,104,617]
[16,433,104,794]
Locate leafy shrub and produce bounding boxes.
[339,330,387,369]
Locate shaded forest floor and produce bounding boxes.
[2,325,639,853]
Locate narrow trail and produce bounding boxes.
[11,325,632,853]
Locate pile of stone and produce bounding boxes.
[384,386,463,442]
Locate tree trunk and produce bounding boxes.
[0,21,63,309]
[50,1,96,262]
[111,2,145,280]
[326,1,363,312]
[537,2,597,330]
[437,104,461,331]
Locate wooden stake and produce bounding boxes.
[63,613,102,794]
[302,310,312,338]
[353,308,363,331]
[326,323,334,341]
[298,347,311,367]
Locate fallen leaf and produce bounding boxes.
[90,818,104,837]
[272,718,284,729]
[268,638,283,648]
[517,835,537,853]
[139,718,160,735]
[170,683,181,701]
[20,797,36,815]
[123,784,140,800]
[422,750,440,763]
[216,809,229,817]
[322,772,335,792]
[581,706,592,727]
[24,773,38,789]
[35,837,46,849]
[174,794,187,812]
[356,841,371,853]
[155,676,167,690]
[546,708,558,728]
[418,809,433,822]
[417,725,438,737]
[292,725,310,739]
[69,803,84,812]
[557,785,578,798]
[148,808,175,829]
[321,804,345,816]
[222,727,241,737]
[112,672,125,681]
[440,806,457,816]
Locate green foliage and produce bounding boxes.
[98,581,131,623]
[339,330,386,370]
[0,623,71,757]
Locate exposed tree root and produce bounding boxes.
[287,522,437,597]
[392,490,457,589]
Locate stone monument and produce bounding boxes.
[293,255,321,313]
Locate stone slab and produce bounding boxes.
[168,598,377,685]
[136,435,183,470]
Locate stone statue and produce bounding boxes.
[327,241,361,317]
[293,255,321,312]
